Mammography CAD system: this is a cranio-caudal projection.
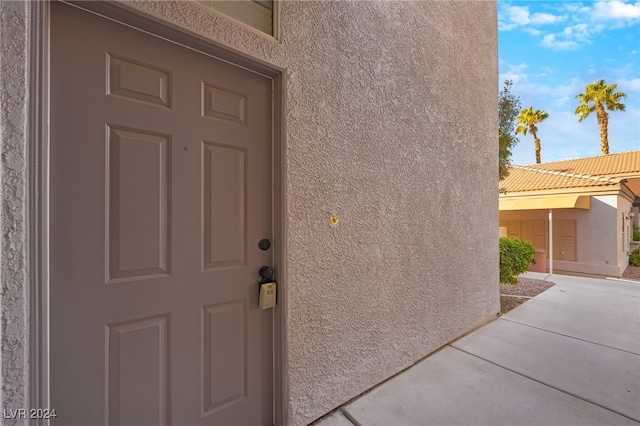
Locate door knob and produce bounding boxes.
[258,239,271,250]
[259,266,274,283]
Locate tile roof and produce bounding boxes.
[500,165,622,193]
[524,150,640,177]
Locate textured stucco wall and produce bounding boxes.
[0,0,29,420]
[1,1,499,424]
[553,197,619,275]
[574,196,618,267]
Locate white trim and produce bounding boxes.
[28,1,50,423]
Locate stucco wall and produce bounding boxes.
[129,2,498,423]
[1,1,499,424]
[0,0,29,418]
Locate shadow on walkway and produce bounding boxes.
[317,272,640,426]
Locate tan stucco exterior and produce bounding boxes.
[1,1,499,424]
[500,192,635,277]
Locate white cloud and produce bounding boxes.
[503,76,555,102]
[561,3,592,14]
[501,72,524,84]
[499,22,518,31]
[618,78,640,91]
[541,34,580,50]
[553,77,589,101]
[537,23,592,51]
[592,0,640,21]
[499,5,567,30]
[563,23,591,41]
[530,12,564,24]
[601,62,640,83]
[508,6,532,25]
[525,27,543,36]
[500,0,640,51]
[499,63,529,85]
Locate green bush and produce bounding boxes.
[630,248,640,267]
[499,237,537,285]
[633,227,640,241]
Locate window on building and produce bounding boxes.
[197,1,276,36]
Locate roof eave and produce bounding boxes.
[499,185,623,199]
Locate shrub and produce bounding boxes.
[633,227,640,242]
[499,237,537,285]
[630,248,640,267]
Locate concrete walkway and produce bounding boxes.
[316,272,640,426]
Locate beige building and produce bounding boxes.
[500,151,640,277]
[0,1,498,425]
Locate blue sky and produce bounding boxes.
[498,0,640,165]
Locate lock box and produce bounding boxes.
[259,282,277,309]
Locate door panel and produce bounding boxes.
[107,125,172,280]
[532,219,546,251]
[50,3,274,425]
[507,220,519,238]
[552,219,577,261]
[562,220,577,261]
[107,314,171,425]
[552,220,562,260]
[520,220,533,245]
[202,142,247,269]
[202,300,247,413]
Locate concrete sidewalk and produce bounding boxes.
[316,272,640,426]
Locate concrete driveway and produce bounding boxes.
[316,272,640,426]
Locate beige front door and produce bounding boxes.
[50,3,274,425]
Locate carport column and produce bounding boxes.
[548,209,553,274]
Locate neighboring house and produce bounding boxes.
[0,2,498,425]
[500,150,640,277]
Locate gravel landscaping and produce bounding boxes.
[621,265,640,281]
[500,277,555,315]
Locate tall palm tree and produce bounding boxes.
[516,107,549,164]
[575,79,627,155]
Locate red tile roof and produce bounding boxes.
[500,150,640,194]
[525,150,640,177]
[500,166,622,193]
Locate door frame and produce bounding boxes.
[28,1,287,424]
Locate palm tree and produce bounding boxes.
[575,79,627,155]
[516,107,549,164]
